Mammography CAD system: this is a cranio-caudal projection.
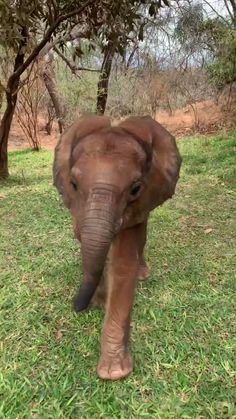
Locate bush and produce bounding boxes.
[56,61,99,125]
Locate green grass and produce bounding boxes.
[0,132,236,418]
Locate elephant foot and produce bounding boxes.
[97,351,133,380]
[137,262,150,281]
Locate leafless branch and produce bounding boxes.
[15,63,44,150]
[203,0,231,26]
[13,62,36,95]
[54,46,100,73]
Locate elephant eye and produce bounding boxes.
[70,180,78,191]
[130,182,142,198]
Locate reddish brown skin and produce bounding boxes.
[53,114,181,380]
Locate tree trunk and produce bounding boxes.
[42,53,65,134]
[45,102,54,135]
[0,99,15,177]
[228,0,236,26]
[0,28,27,178]
[96,41,116,115]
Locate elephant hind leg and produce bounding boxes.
[90,254,110,308]
[137,258,150,281]
[90,274,107,307]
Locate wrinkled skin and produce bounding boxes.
[53,115,181,380]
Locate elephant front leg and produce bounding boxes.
[137,219,150,281]
[97,225,141,380]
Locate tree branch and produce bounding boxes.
[51,0,58,20]
[54,46,100,73]
[224,0,235,22]
[38,26,91,58]
[227,0,236,26]
[228,0,236,14]
[203,0,231,26]
[10,0,95,81]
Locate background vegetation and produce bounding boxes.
[0,0,236,175]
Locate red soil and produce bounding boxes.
[8,96,236,151]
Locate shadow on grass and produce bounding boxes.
[0,173,53,188]
[9,149,44,157]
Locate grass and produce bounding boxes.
[0,132,236,418]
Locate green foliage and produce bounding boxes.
[0,0,167,57]
[175,2,204,49]
[0,0,44,51]
[175,2,236,89]
[206,26,236,89]
[0,132,236,417]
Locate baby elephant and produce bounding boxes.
[53,115,181,380]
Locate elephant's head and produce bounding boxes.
[53,115,181,311]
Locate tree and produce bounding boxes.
[41,52,66,134]
[174,0,236,89]
[96,1,170,114]
[0,0,97,177]
[204,21,236,89]
[0,0,169,177]
[96,40,116,114]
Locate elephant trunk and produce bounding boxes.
[73,201,117,312]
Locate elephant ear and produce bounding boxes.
[53,115,111,208]
[119,115,182,208]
